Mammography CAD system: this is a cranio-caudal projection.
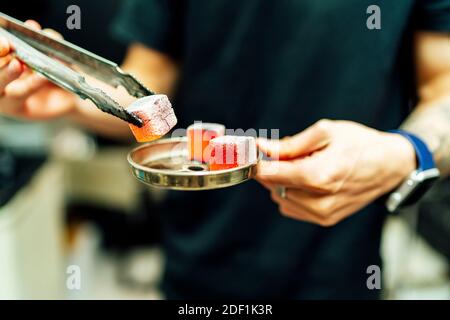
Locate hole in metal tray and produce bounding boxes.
[187,165,207,172]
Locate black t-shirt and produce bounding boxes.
[112,0,450,299]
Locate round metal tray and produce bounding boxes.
[127,137,258,190]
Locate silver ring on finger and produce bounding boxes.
[276,185,287,199]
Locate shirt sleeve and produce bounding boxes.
[110,0,184,59]
[417,0,450,31]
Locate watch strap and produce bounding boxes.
[388,129,436,171]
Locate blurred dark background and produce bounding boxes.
[2,0,127,62]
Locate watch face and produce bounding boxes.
[401,174,440,207]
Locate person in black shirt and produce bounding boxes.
[0,1,450,298]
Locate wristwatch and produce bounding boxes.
[386,130,440,213]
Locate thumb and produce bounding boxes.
[258,120,332,160]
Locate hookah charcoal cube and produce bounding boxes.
[208,136,257,171]
[127,95,177,142]
[187,122,225,163]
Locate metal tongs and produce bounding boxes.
[0,12,151,126]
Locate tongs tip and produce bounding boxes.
[126,110,144,127]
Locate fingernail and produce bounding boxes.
[8,59,22,76]
[0,37,10,56]
[25,20,41,30]
[256,138,268,147]
[260,138,276,150]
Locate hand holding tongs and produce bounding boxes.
[0,12,151,126]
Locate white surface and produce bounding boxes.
[0,161,65,299]
[382,214,450,300]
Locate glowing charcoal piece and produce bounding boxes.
[187,123,225,163]
[127,95,177,142]
[208,136,257,171]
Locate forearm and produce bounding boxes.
[401,96,450,176]
[402,32,450,176]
